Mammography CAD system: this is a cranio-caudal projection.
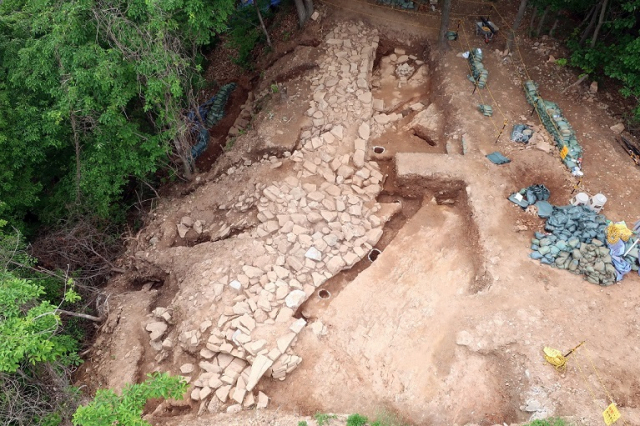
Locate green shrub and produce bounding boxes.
[73,373,187,426]
[347,413,369,426]
[226,0,274,69]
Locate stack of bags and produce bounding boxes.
[529,205,619,285]
[467,49,488,89]
[523,80,583,176]
[205,83,237,128]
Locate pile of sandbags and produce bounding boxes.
[544,205,607,242]
[531,235,617,285]
[205,83,237,127]
[467,49,488,89]
[529,205,619,285]
[187,83,237,160]
[523,80,583,176]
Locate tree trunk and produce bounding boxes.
[549,16,559,38]
[174,126,192,180]
[580,1,601,46]
[293,0,307,27]
[254,0,272,48]
[303,0,314,19]
[590,0,608,48]
[536,6,549,37]
[438,0,452,51]
[529,6,538,33]
[506,0,528,52]
[580,4,596,28]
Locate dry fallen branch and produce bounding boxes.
[562,74,589,93]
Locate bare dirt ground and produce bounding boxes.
[77,2,640,426]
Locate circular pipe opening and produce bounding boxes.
[318,289,331,299]
[368,248,382,262]
[373,146,385,154]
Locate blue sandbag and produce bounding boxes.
[535,201,553,218]
[508,193,530,208]
[486,152,511,165]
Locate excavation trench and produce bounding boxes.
[296,41,483,321]
[294,157,483,321]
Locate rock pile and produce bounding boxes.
[145,21,392,415]
[395,63,415,79]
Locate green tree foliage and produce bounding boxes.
[227,0,275,69]
[0,0,235,225]
[346,413,369,426]
[530,0,640,119]
[72,372,187,426]
[0,227,81,374]
[0,272,67,372]
[0,218,81,373]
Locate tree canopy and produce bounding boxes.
[0,0,235,226]
[528,0,640,119]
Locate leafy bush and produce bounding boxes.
[0,271,79,373]
[72,373,187,426]
[347,413,369,426]
[226,0,274,69]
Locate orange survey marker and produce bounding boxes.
[603,403,621,425]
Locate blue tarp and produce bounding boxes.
[608,240,632,281]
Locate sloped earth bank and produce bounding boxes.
[80,8,640,426]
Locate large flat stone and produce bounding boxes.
[246,354,274,391]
